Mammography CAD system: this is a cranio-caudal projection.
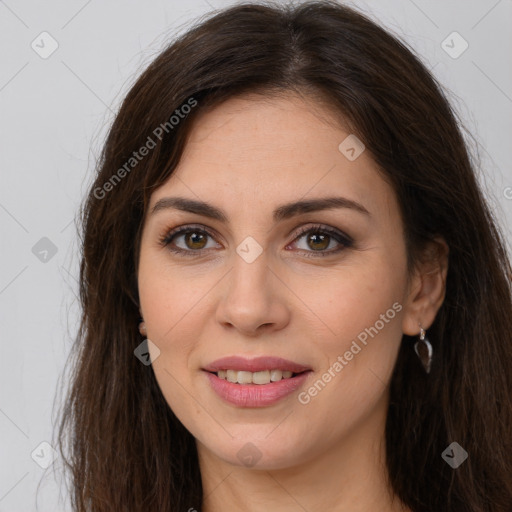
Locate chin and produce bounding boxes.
[198,432,310,471]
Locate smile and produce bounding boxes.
[202,355,312,406]
[215,369,296,384]
[202,370,313,407]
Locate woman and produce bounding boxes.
[56,1,512,510]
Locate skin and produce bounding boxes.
[137,92,449,512]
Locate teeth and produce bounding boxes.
[237,371,253,384]
[226,370,238,383]
[216,369,297,384]
[253,370,270,384]
[270,369,282,381]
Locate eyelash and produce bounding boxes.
[159,223,354,258]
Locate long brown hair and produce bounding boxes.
[55,1,512,510]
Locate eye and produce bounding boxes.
[159,224,220,256]
[287,224,353,257]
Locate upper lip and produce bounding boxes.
[203,356,311,373]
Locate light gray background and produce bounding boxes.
[1,0,511,510]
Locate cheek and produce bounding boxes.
[302,257,404,344]
[138,246,205,343]
[294,273,403,447]
[300,256,406,402]
[138,252,206,420]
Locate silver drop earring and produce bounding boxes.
[414,324,433,374]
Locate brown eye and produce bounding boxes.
[305,232,331,251]
[183,231,208,250]
[289,224,353,257]
[160,225,219,256]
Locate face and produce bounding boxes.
[137,93,411,470]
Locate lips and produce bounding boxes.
[202,356,312,407]
[202,355,311,374]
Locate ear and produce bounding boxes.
[402,236,449,336]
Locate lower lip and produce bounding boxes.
[204,371,311,407]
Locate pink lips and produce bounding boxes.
[202,356,312,407]
[203,355,311,373]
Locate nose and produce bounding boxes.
[215,251,290,337]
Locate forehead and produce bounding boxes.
[149,93,397,224]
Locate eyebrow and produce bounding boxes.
[150,196,371,222]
